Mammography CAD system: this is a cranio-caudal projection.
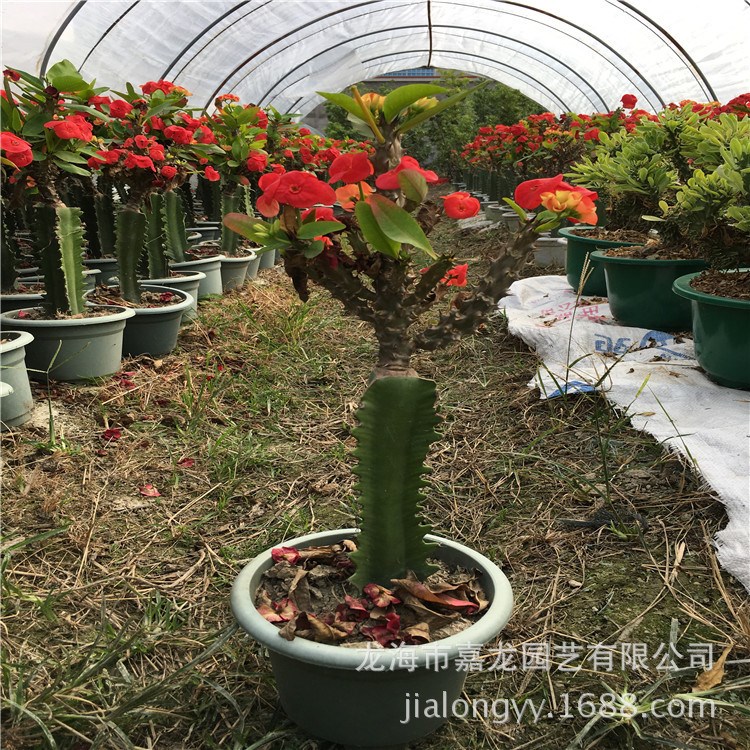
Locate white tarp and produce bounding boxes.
[500,275,750,592]
[2,1,749,115]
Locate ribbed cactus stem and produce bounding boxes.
[349,377,439,588]
[220,188,242,256]
[162,190,188,263]
[1,214,18,292]
[116,206,147,304]
[36,203,87,315]
[94,179,117,257]
[145,193,168,278]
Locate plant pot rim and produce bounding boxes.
[559,226,640,246]
[0,330,34,352]
[673,269,750,309]
[87,286,194,314]
[170,254,226,269]
[0,305,136,327]
[590,249,707,267]
[144,270,207,283]
[231,527,513,672]
[221,251,257,262]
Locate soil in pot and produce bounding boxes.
[690,269,750,300]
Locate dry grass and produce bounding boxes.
[2,219,749,749]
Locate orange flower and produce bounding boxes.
[540,189,598,225]
[335,182,373,211]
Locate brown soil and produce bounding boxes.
[186,244,221,259]
[15,305,120,320]
[9,283,44,293]
[568,227,651,244]
[86,286,183,309]
[690,269,750,300]
[603,241,701,260]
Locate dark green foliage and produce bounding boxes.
[1,212,18,291]
[94,180,117,257]
[180,182,196,227]
[349,377,440,588]
[145,193,168,279]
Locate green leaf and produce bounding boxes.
[21,111,50,136]
[47,59,87,92]
[354,201,401,258]
[316,91,366,121]
[53,160,90,176]
[382,84,446,123]
[349,377,440,587]
[502,197,528,222]
[66,103,111,121]
[367,194,435,258]
[296,220,345,239]
[223,212,275,244]
[52,150,89,164]
[399,80,489,133]
[397,169,428,203]
[303,240,325,258]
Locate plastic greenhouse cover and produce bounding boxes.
[1,1,749,116]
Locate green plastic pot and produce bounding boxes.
[0,305,135,382]
[170,254,225,298]
[673,270,750,390]
[258,248,275,270]
[559,227,638,297]
[232,528,514,747]
[220,253,256,291]
[592,251,707,331]
[142,271,205,321]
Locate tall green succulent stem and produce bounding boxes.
[220,188,242,256]
[349,376,440,588]
[36,203,87,316]
[162,190,188,263]
[1,213,18,292]
[145,193,168,278]
[116,206,147,304]
[94,179,117,257]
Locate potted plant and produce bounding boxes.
[201,94,269,289]
[671,108,750,388]
[0,61,135,381]
[226,84,598,746]
[565,96,748,315]
[85,78,217,351]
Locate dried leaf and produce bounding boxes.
[363,583,401,607]
[138,483,161,497]
[391,575,479,613]
[102,427,122,441]
[403,622,431,643]
[271,546,301,564]
[692,645,732,692]
[177,457,195,468]
[307,613,355,643]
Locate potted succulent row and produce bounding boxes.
[226,83,598,746]
[0,62,135,381]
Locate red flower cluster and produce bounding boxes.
[515,175,598,224]
[375,156,439,190]
[44,114,93,141]
[256,170,336,217]
[0,131,33,167]
[441,191,480,220]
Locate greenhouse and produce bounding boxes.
[1,1,749,748]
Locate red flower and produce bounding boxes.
[246,152,267,172]
[44,115,93,141]
[328,151,373,184]
[256,172,282,217]
[299,147,315,164]
[149,115,165,131]
[141,79,179,95]
[298,127,311,136]
[441,263,469,287]
[88,95,111,111]
[270,163,286,174]
[109,99,133,118]
[302,206,336,222]
[7,148,33,167]
[3,68,20,81]
[375,156,439,190]
[163,125,193,144]
[583,128,600,141]
[1,131,32,154]
[204,166,220,182]
[621,94,637,109]
[441,191,481,220]
[514,174,567,209]
[134,134,151,149]
[149,144,165,161]
[160,165,177,180]
[540,189,598,224]
[87,148,122,169]
[271,546,301,564]
[123,153,155,170]
[275,170,336,209]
